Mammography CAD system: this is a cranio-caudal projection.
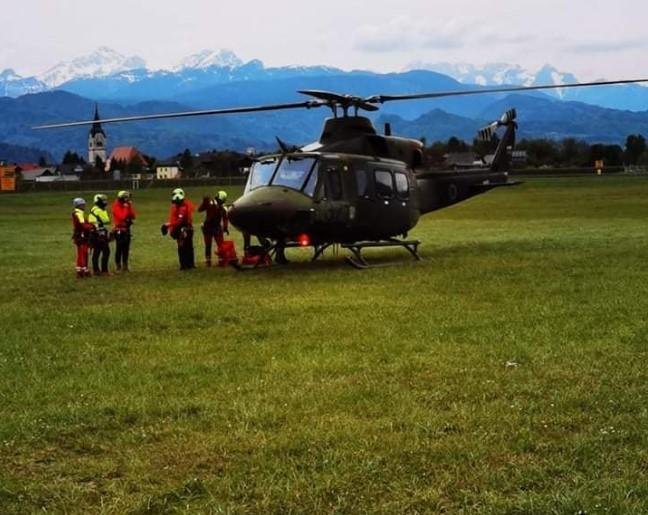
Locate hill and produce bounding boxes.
[1,89,647,161]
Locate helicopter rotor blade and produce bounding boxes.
[33,100,327,129]
[365,78,648,104]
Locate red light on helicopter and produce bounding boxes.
[297,233,310,247]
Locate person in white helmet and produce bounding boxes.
[161,188,195,270]
[88,193,111,275]
[71,197,94,278]
[197,190,229,266]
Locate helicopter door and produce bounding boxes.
[371,168,410,236]
[316,165,350,227]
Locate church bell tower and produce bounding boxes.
[88,104,107,165]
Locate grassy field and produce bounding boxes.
[1,177,648,513]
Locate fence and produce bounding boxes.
[15,176,247,193]
[5,167,648,194]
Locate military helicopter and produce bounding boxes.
[36,78,648,268]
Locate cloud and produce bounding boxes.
[354,17,468,53]
[567,39,648,54]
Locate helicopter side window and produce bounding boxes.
[325,168,342,200]
[355,169,368,197]
[248,159,278,192]
[374,170,394,199]
[394,172,409,199]
[272,157,317,191]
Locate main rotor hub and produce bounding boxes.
[299,89,379,117]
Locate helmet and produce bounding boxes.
[94,193,108,205]
[117,190,130,200]
[72,197,86,208]
[217,190,228,202]
[172,188,185,203]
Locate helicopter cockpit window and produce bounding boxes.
[374,170,394,199]
[248,159,278,192]
[394,172,409,198]
[303,166,319,197]
[272,157,317,191]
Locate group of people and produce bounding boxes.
[70,188,230,277]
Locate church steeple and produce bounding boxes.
[90,104,106,137]
[88,103,107,165]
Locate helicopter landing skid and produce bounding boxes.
[341,239,421,269]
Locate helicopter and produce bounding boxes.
[36,78,648,268]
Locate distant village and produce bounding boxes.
[0,106,254,191]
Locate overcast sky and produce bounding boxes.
[2,0,648,79]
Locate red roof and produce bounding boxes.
[109,146,147,165]
[17,163,40,171]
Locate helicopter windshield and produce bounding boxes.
[247,158,279,192]
[271,156,318,193]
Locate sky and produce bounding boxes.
[2,0,648,80]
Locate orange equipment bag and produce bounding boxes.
[217,240,238,267]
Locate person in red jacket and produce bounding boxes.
[111,190,136,272]
[197,190,229,266]
[161,188,195,270]
[71,197,94,278]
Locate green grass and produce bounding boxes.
[1,178,648,513]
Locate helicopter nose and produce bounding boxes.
[229,187,313,238]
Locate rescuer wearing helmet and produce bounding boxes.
[111,190,136,272]
[71,197,94,278]
[197,190,229,266]
[161,188,195,270]
[88,193,112,275]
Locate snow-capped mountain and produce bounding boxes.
[173,49,243,71]
[37,46,147,88]
[406,62,578,89]
[0,69,46,96]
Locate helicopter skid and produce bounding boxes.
[342,239,421,269]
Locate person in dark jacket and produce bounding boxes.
[197,190,229,266]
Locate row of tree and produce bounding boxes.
[57,134,648,175]
[423,134,648,168]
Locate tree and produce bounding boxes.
[560,138,590,167]
[517,139,559,167]
[447,136,468,153]
[625,134,646,165]
[62,150,84,165]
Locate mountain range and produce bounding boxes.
[1,48,647,162]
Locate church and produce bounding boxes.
[87,105,107,165]
[87,106,149,173]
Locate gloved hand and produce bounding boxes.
[160,224,168,236]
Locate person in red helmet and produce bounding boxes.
[161,188,195,270]
[197,190,229,267]
[71,197,94,278]
[111,190,136,272]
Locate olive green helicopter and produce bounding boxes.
[36,78,648,268]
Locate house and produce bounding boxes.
[19,167,55,181]
[156,160,181,180]
[444,152,484,169]
[107,146,149,170]
[0,163,17,191]
[55,163,86,181]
